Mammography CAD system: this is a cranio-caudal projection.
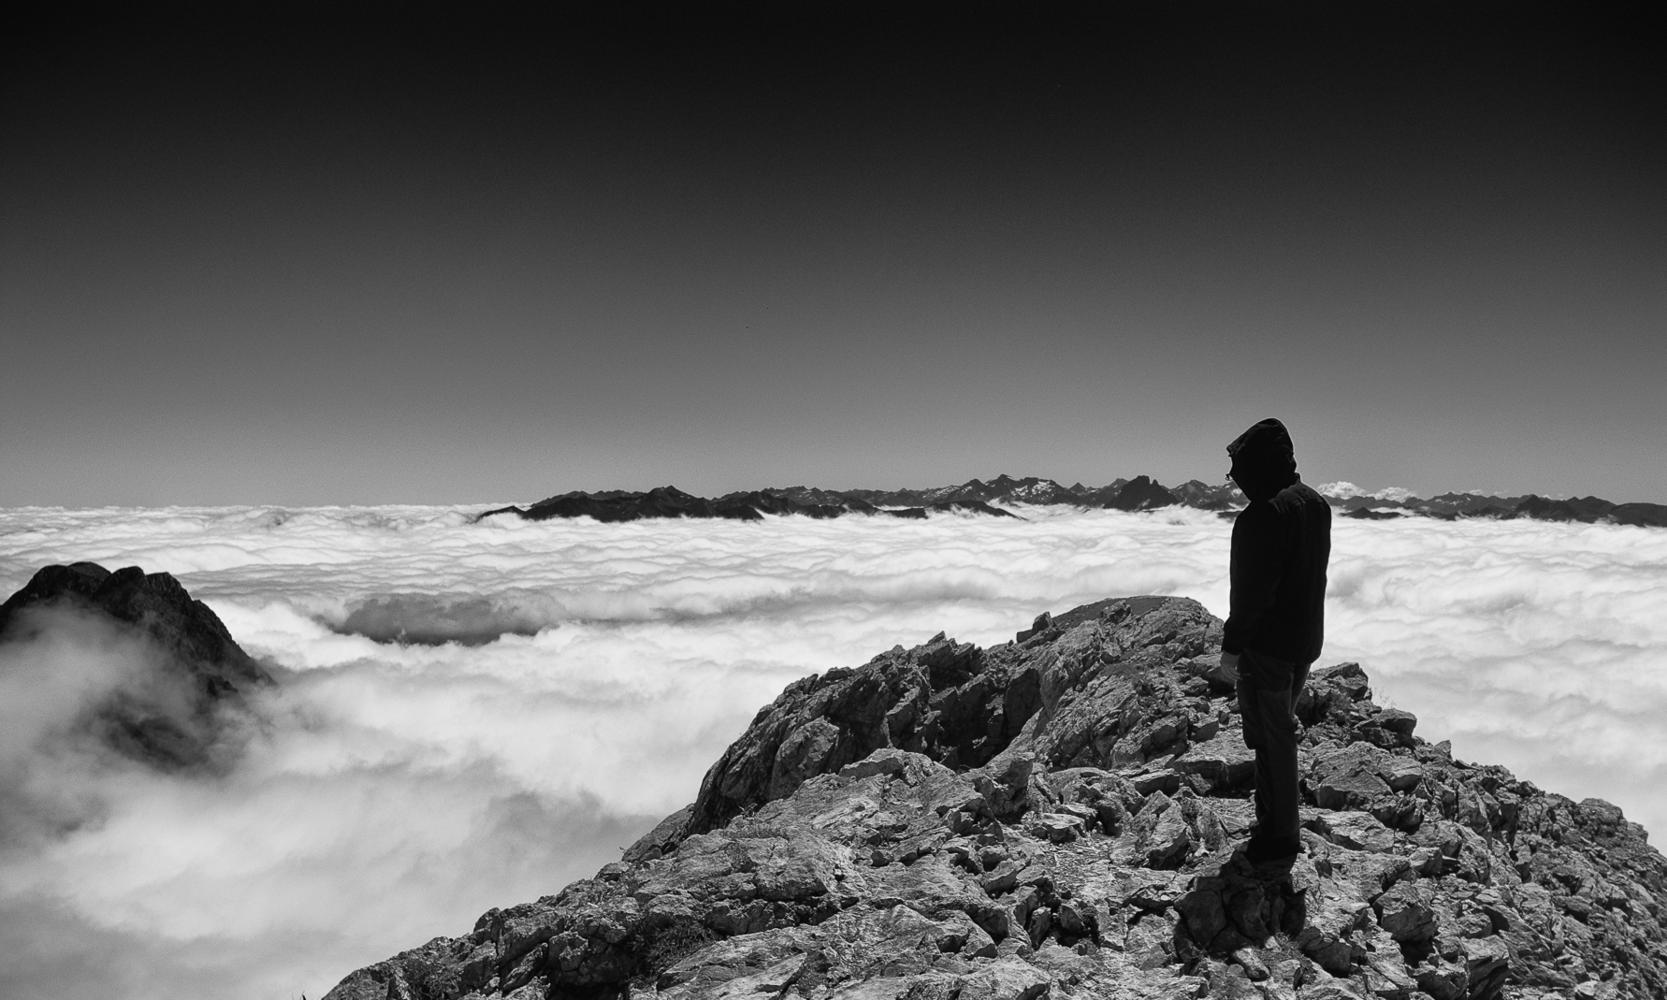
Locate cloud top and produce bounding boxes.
[1,503,1663,998]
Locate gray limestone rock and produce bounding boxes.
[322,597,1667,1000]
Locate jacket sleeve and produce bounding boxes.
[1223,503,1285,654]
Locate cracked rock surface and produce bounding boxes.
[322,597,1667,1000]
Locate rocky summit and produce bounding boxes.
[0,562,271,770]
[322,598,1666,1000]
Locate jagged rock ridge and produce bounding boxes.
[474,478,1667,528]
[1336,492,1667,528]
[474,485,1018,524]
[323,598,1667,1000]
[0,562,271,770]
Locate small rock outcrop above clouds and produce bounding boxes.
[322,598,1667,1000]
[0,562,271,770]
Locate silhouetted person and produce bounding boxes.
[1220,418,1331,867]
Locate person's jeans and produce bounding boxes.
[1236,648,1310,844]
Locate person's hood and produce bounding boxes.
[1227,418,1298,503]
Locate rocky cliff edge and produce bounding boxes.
[323,597,1667,1000]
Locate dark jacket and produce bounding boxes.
[1223,419,1331,664]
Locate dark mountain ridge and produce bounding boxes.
[322,598,1667,1000]
[475,485,1016,524]
[475,478,1667,529]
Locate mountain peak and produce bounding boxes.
[0,562,270,770]
[321,598,1666,1000]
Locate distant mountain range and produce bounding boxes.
[476,475,1667,528]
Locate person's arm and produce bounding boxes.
[1223,502,1285,655]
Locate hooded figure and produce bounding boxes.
[1221,418,1331,867]
[1224,418,1329,662]
[1227,418,1299,503]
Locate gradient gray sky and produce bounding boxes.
[4,5,1663,506]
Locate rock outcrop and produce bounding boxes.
[321,597,1667,1000]
[1099,476,1179,512]
[0,562,270,770]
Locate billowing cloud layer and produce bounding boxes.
[1,504,1663,999]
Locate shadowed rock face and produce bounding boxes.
[322,598,1667,1000]
[0,562,271,770]
[1099,476,1180,511]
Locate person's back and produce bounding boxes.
[1225,475,1331,666]
[1219,417,1331,867]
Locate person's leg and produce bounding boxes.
[1237,666,1271,831]
[1237,667,1264,752]
[1242,650,1301,855]
[1253,683,1300,844]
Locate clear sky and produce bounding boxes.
[3,5,1663,506]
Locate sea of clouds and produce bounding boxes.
[1,503,1664,999]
